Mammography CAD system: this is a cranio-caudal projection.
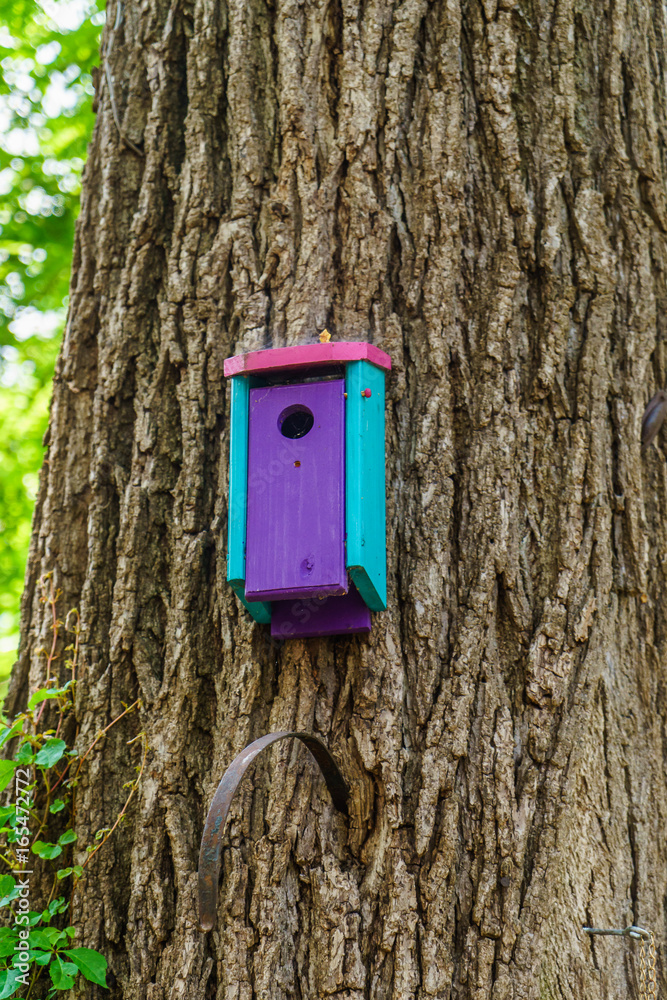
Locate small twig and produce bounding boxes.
[24,965,40,1000]
[49,698,140,797]
[104,1,144,157]
[80,732,148,871]
[53,611,80,739]
[65,609,80,690]
[31,769,52,848]
[35,575,61,727]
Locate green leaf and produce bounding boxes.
[27,688,60,709]
[57,828,76,845]
[0,967,23,999]
[0,761,15,794]
[15,743,35,766]
[49,954,77,990]
[0,718,24,748]
[31,926,60,948]
[28,948,51,966]
[32,840,62,859]
[0,927,17,958]
[56,863,82,879]
[34,739,66,767]
[0,876,15,898]
[43,896,67,920]
[28,683,73,710]
[64,947,108,988]
[28,929,53,950]
[0,877,18,908]
[48,798,65,814]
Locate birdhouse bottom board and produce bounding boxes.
[243,378,372,638]
[270,583,371,639]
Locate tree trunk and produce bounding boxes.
[8,0,667,996]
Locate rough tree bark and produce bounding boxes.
[7,0,667,996]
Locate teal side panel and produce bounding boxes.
[227,376,249,588]
[345,360,387,611]
[227,376,271,624]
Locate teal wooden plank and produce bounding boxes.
[232,581,272,624]
[345,360,387,611]
[227,375,249,588]
[227,376,271,624]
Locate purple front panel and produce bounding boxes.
[271,585,372,639]
[245,380,347,602]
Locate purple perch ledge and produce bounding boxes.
[271,584,372,639]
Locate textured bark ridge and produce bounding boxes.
[8,0,667,996]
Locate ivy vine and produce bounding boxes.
[0,574,146,997]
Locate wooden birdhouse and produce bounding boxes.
[224,340,391,638]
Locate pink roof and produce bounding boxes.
[224,341,391,378]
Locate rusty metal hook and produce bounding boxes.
[198,731,349,931]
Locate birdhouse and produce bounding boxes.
[224,340,391,638]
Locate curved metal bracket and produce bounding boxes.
[198,731,349,931]
[642,390,667,449]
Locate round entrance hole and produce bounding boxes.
[278,405,314,439]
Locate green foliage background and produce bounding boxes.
[0,0,102,692]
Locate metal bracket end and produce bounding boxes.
[583,924,652,941]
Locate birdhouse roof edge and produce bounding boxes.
[223,342,392,378]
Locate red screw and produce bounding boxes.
[361,388,371,397]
